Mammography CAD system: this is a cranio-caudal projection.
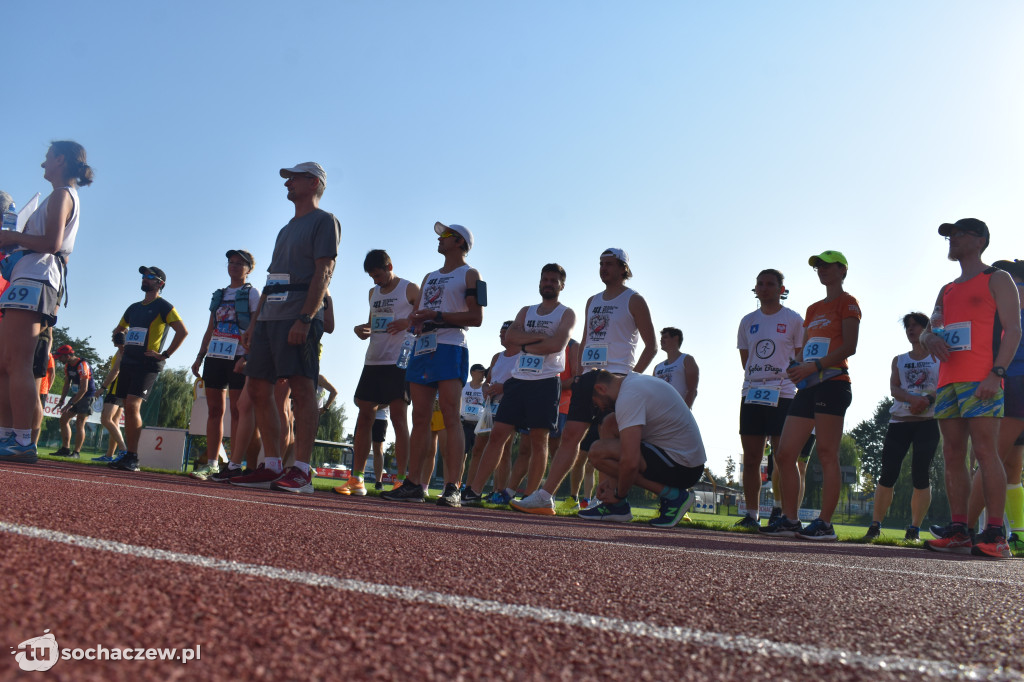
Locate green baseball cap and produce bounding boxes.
[808,250,848,268]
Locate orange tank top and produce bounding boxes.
[937,270,1000,385]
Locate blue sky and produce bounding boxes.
[4,2,1023,476]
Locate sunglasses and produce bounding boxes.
[142,273,163,281]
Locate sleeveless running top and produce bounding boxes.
[366,278,415,365]
[419,265,470,347]
[583,288,638,374]
[938,270,1000,385]
[653,353,689,399]
[512,303,567,380]
[11,186,79,290]
[461,383,485,422]
[889,351,939,421]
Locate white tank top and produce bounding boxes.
[889,351,939,421]
[583,288,638,374]
[653,353,689,399]
[365,278,415,365]
[419,264,470,347]
[11,186,79,291]
[461,383,484,422]
[512,303,568,380]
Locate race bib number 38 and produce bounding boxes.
[802,337,830,361]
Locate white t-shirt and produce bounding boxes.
[615,373,706,468]
[461,384,485,422]
[736,306,804,399]
[889,352,939,421]
[366,279,415,365]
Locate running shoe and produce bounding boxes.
[462,486,483,505]
[488,489,513,505]
[863,522,881,540]
[229,463,283,489]
[650,489,694,529]
[52,446,72,457]
[68,450,81,459]
[924,525,972,554]
[108,452,140,472]
[190,462,218,480]
[734,514,760,531]
[904,526,921,542]
[334,478,367,496]
[578,497,589,509]
[271,466,313,494]
[584,497,604,510]
[109,450,127,464]
[768,506,782,526]
[929,523,950,539]
[1008,533,1023,553]
[971,526,1010,559]
[374,481,383,491]
[510,490,556,516]
[565,497,582,513]
[381,478,426,502]
[579,499,632,523]
[91,454,113,462]
[0,437,38,464]
[760,515,802,537]
[436,482,461,508]
[210,466,248,483]
[797,518,837,541]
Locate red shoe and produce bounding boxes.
[924,528,972,555]
[229,463,283,489]
[271,466,313,494]
[971,527,1010,559]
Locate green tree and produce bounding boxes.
[316,402,347,442]
[725,455,737,486]
[51,326,102,369]
[849,397,893,485]
[140,368,194,428]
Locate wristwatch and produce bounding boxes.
[299,313,314,324]
[991,366,1007,378]
[160,351,170,359]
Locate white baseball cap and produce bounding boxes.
[434,221,474,252]
[279,162,327,186]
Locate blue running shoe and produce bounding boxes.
[92,454,113,462]
[578,499,632,523]
[109,450,127,463]
[650,489,695,529]
[797,517,837,541]
[0,437,38,464]
[488,490,513,505]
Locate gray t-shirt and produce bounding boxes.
[259,208,341,321]
[615,373,707,468]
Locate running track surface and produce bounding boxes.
[2,460,1023,682]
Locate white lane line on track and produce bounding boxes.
[1,520,1019,681]
[5,468,1024,588]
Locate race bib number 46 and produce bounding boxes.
[941,321,972,352]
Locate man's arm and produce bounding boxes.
[148,319,188,360]
[507,308,576,355]
[629,294,657,374]
[738,349,749,370]
[683,355,699,408]
[289,256,334,346]
[613,424,644,499]
[354,288,373,340]
[411,268,483,328]
[977,270,1023,400]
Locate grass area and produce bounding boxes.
[34,453,1022,557]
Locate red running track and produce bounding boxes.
[2,460,1023,681]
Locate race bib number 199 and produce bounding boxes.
[517,353,543,374]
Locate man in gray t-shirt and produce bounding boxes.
[573,370,707,528]
[233,161,341,495]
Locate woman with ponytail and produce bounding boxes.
[0,140,93,462]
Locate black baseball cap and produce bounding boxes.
[993,258,1024,281]
[226,249,254,267]
[938,218,990,248]
[139,265,167,282]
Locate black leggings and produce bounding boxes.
[878,420,939,489]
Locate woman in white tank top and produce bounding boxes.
[0,141,94,460]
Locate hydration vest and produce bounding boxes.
[209,284,253,330]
